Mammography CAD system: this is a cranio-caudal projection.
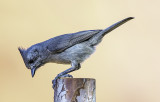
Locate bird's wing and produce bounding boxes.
[45,30,102,53]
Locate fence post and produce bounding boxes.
[54,78,96,102]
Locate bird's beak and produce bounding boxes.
[31,68,36,77]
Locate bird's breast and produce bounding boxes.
[49,42,95,64]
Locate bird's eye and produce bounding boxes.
[29,59,34,64]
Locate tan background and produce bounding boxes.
[0,0,160,102]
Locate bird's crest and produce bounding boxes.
[18,47,30,69]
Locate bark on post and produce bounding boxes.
[54,78,96,102]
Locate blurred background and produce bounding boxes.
[0,0,160,102]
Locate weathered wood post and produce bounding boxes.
[54,78,96,102]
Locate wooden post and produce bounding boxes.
[54,78,96,102]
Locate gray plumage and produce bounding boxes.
[18,17,134,88]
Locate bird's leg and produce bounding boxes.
[52,61,81,89]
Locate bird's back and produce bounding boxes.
[43,30,102,53]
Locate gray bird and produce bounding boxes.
[18,17,134,88]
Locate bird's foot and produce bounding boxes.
[60,74,73,78]
[52,74,73,89]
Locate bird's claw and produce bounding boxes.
[61,74,73,78]
[52,74,73,89]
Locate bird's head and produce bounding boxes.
[18,45,44,77]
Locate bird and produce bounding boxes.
[18,17,134,88]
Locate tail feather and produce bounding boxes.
[100,17,134,37]
[89,17,134,45]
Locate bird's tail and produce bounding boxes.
[89,17,134,46]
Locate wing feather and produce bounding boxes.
[45,30,102,53]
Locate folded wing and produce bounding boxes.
[45,30,102,53]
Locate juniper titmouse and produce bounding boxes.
[18,17,134,88]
